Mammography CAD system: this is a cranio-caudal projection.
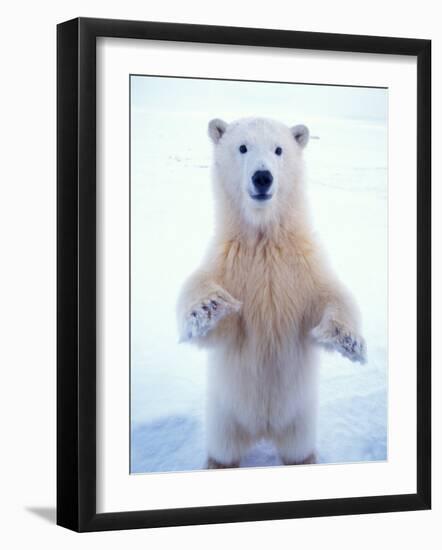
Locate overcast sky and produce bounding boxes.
[131,75,388,124]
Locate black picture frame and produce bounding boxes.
[57,17,431,532]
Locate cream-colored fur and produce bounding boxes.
[177,117,366,467]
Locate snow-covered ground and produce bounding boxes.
[130,77,388,474]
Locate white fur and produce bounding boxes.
[177,117,366,467]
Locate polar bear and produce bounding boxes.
[177,117,366,469]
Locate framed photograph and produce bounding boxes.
[57,17,431,532]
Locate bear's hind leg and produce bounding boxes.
[274,409,317,466]
[206,457,240,469]
[281,452,317,466]
[206,407,252,469]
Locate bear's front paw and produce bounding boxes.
[180,291,241,342]
[311,320,367,364]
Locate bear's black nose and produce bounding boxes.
[252,170,273,193]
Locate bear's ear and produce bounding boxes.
[291,124,310,148]
[208,119,228,144]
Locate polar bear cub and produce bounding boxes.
[177,117,366,469]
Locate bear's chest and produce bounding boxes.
[219,238,314,344]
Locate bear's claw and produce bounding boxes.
[311,321,366,364]
[181,292,241,342]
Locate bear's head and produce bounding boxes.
[208,117,309,229]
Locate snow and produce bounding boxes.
[130,77,388,474]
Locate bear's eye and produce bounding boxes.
[239,144,247,154]
[275,146,282,156]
